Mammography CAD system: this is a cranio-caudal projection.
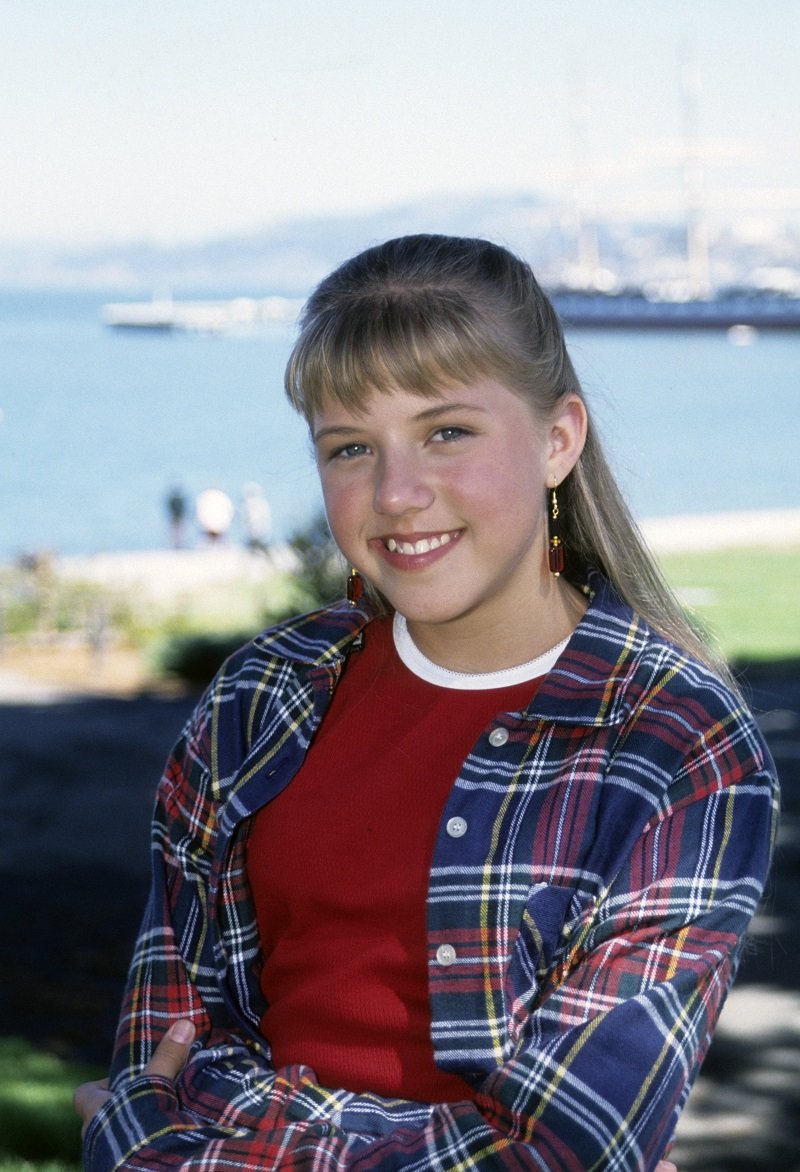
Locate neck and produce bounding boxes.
[406,577,588,674]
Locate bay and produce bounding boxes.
[1,290,798,562]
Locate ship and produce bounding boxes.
[550,291,800,331]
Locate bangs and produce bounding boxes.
[285,287,517,422]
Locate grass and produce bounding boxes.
[0,1040,104,1171]
[658,544,800,662]
[0,1164,80,1172]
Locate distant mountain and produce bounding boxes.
[1,191,797,297]
[0,192,555,294]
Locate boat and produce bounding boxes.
[101,295,304,332]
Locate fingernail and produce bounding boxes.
[169,1020,194,1044]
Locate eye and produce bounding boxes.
[329,441,370,461]
[430,426,471,444]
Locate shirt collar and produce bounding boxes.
[524,572,658,727]
[252,598,374,669]
[255,573,657,728]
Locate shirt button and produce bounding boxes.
[436,943,457,966]
[446,816,468,838]
[488,727,509,747]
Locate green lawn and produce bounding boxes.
[659,544,800,663]
[0,1040,103,1171]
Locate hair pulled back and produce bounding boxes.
[285,234,725,676]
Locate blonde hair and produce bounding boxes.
[285,234,727,678]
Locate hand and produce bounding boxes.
[74,1019,196,1136]
[72,1026,681,1169]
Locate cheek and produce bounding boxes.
[319,477,363,547]
[466,457,547,542]
[454,454,540,516]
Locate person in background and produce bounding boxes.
[76,235,778,1170]
[195,486,235,544]
[241,481,272,553]
[165,483,188,549]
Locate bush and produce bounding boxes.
[286,512,345,608]
[152,513,346,688]
[154,629,255,688]
[0,561,135,641]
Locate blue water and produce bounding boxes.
[1,290,798,561]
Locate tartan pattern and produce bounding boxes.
[85,576,778,1171]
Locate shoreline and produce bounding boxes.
[639,507,800,554]
[5,507,800,592]
[1,507,798,704]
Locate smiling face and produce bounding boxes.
[314,378,587,671]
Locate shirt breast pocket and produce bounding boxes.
[505,882,590,1045]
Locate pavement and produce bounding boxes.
[639,507,800,553]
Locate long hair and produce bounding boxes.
[285,233,727,678]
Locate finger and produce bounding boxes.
[145,1019,196,1081]
[655,1162,678,1172]
[74,1078,112,1132]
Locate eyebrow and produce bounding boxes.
[313,401,489,443]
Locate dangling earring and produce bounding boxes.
[346,566,363,605]
[547,482,565,577]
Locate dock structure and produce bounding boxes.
[551,292,800,330]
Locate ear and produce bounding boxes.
[546,394,587,484]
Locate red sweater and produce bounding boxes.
[247,616,540,1101]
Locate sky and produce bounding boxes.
[2,0,799,247]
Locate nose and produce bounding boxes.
[373,448,434,517]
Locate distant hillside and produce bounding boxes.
[0,192,562,294]
[2,191,797,296]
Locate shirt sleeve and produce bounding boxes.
[85,697,779,1171]
[105,696,217,1088]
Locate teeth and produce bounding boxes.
[385,532,453,555]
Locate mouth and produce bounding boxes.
[382,530,460,556]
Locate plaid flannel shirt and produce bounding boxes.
[85,575,778,1171]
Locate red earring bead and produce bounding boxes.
[548,536,564,577]
[346,568,363,604]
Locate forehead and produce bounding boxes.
[312,377,532,434]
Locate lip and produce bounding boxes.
[370,528,463,569]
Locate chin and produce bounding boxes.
[391,599,467,627]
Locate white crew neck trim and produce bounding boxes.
[392,613,569,691]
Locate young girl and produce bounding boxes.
[76,235,778,1170]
